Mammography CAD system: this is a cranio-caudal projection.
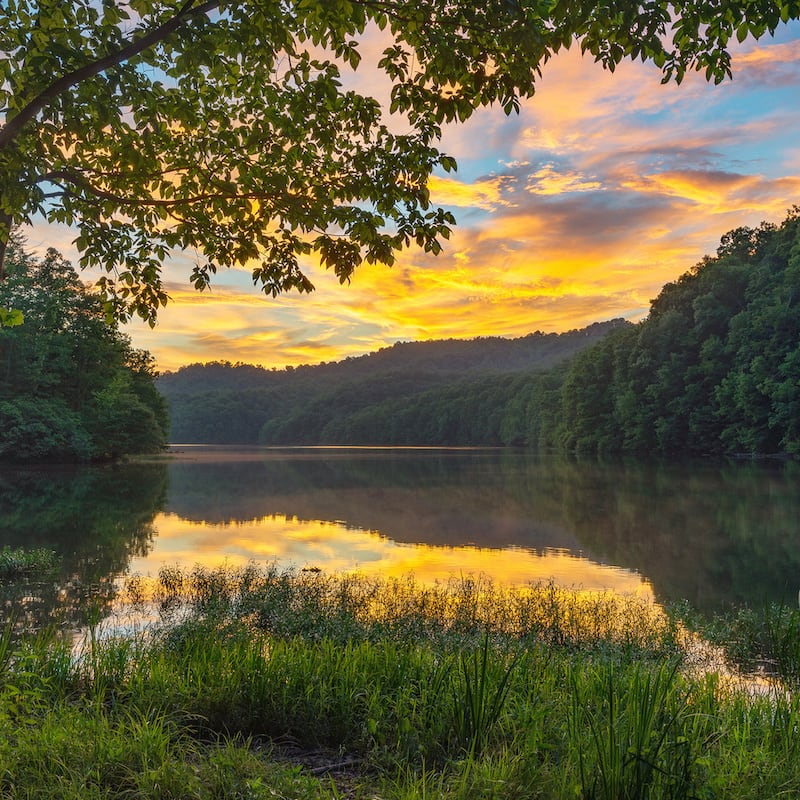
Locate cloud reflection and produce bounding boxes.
[126,512,652,598]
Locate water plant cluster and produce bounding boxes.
[0,546,59,580]
[2,564,800,798]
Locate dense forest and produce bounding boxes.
[158,321,626,444]
[544,208,800,455]
[0,237,168,462]
[163,209,800,455]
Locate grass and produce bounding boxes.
[0,546,59,580]
[1,565,799,798]
[675,599,800,688]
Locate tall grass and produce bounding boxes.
[569,660,695,799]
[679,601,800,688]
[129,565,679,658]
[2,565,800,798]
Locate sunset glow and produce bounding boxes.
[125,512,653,598]
[27,24,800,372]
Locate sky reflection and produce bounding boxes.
[126,511,653,598]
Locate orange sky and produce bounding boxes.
[27,24,800,372]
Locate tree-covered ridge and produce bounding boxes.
[0,238,168,462]
[547,208,800,455]
[162,210,800,453]
[159,321,626,444]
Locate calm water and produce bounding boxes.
[2,447,799,628]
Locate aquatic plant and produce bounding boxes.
[1,566,800,798]
[0,546,59,579]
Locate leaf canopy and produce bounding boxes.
[1,0,798,323]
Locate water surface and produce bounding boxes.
[2,447,798,628]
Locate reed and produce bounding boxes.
[682,602,800,687]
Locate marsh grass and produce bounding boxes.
[569,660,696,800]
[679,601,800,688]
[0,546,59,580]
[2,566,800,798]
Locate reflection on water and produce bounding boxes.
[129,512,651,597]
[0,463,167,632]
[2,447,799,622]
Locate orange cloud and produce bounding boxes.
[526,165,603,195]
[428,174,510,209]
[127,512,653,596]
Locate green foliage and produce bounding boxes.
[536,208,800,455]
[0,238,168,462]
[569,661,695,800]
[7,567,800,798]
[0,397,92,461]
[689,603,800,688]
[159,321,624,444]
[452,634,518,756]
[2,1,798,322]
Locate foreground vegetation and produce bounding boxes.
[2,565,800,799]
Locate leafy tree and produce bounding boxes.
[545,209,800,456]
[2,1,798,323]
[0,237,168,461]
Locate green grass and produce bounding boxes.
[1,566,799,798]
[0,546,59,580]
[676,600,800,688]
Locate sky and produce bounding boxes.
[27,20,800,373]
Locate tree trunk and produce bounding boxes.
[0,214,10,283]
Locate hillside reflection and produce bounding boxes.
[0,463,168,632]
[2,449,796,619]
[150,448,799,612]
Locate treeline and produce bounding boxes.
[162,209,800,455]
[0,237,168,462]
[291,208,800,454]
[545,208,800,455]
[159,321,625,444]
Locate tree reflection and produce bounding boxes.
[164,449,800,612]
[0,462,168,634]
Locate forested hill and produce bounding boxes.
[162,209,800,454]
[536,208,800,456]
[159,320,627,443]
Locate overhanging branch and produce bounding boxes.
[43,168,284,210]
[0,0,221,151]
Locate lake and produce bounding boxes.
[1,446,798,629]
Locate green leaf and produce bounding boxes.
[0,307,24,327]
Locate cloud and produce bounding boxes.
[525,165,603,195]
[624,170,800,216]
[427,174,510,209]
[730,39,800,87]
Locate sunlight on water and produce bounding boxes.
[125,511,654,598]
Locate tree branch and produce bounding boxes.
[0,213,12,283]
[43,168,281,210]
[0,0,221,151]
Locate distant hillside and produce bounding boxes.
[159,320,628,444]
[160,210,800,454]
